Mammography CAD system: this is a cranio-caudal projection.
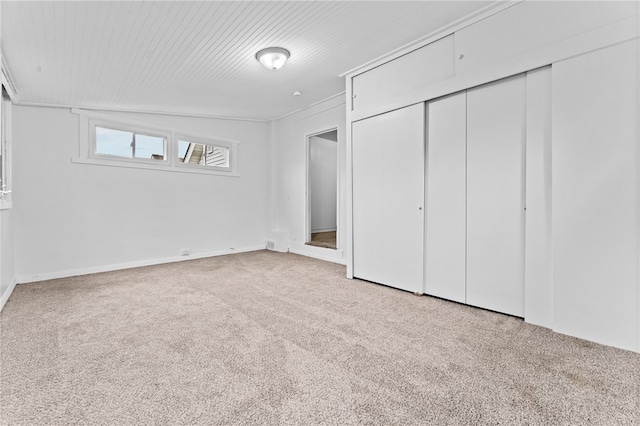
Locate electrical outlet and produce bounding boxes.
[180,249,191,256]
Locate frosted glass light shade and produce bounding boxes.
[256,47,290,70]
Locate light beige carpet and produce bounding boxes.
[1,250,639,425]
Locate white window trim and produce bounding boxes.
[72,108,240,177]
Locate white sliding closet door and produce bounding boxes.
[352,114,386,285]
[466,75,526,317]
[425,92,467,302]
[352,103,425,293]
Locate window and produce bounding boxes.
[91,122,168,164]
[96,127,166,161]
[178,139,230,170]
[73,109,239,177]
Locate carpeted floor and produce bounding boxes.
[1,250,639,425]
[306,231,337,249]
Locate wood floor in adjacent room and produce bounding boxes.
[1,250,638,425]
[306,231,337,249]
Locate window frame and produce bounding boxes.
[89,118,170,166]
[72,109,240,177]
[175,133,236,173]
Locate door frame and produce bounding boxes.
[305,126,339,249]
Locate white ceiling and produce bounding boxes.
[1,1,494,121]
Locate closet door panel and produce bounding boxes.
[425,93,467,302]
[352,115,386,284]
[352,104,425,293]
[382,104,425,293]
[466,75,526,317]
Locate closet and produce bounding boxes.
[353,75,527,316]
[352,103,424,294]
[347,1,640,352]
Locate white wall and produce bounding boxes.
[552,39,639,352]
[309,135,337,233]
[269,95,346,263]
[13,106,269,281]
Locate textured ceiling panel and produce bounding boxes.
[1,1,493,120]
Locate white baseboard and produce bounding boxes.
[289,242,346,265]
[16,245,266,284]
[0,278,17,312]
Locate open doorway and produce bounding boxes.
[306,129,338,250]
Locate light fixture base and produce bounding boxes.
[256,47,290,70]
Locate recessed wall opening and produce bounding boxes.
[306,129,338,250]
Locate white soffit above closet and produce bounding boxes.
[1,1,494,121]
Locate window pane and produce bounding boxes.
[135,133,165,160]
[178,140,190,163]
[96,127,134,158]
[179,140,230,168]
[206,146,229,167]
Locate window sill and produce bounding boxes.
[71,157,240,177]
[0,199,12,210]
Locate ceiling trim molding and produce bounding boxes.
[339,0,522,78]
[1,56,19,101]
[272,91,346,122]
[15,91,348,123]
[13,100,271,123]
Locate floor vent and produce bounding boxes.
[266,240,275,250]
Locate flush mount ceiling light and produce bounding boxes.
[256,47,290,70]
